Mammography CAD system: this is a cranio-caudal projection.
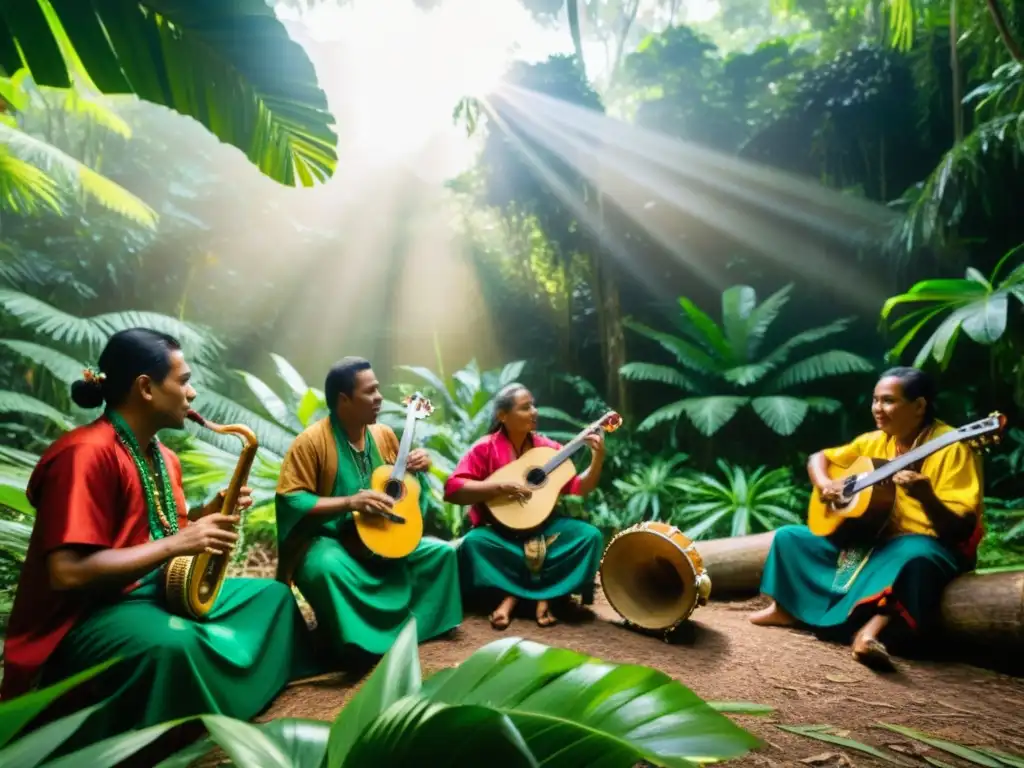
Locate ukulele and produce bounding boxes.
[806,412,1006,544]
[355,393,434,559]
[485,410,623,531]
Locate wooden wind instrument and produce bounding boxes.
[162,409,258,620]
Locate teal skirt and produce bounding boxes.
[761,524,965,642]
[458,517,603,603]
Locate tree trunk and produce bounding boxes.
[692,531,1024,650]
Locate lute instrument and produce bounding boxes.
[163,409,258,620]
[485,410,623,531]
[806,412,1006,544]
[356,392,433,559]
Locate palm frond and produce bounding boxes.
[891,111,1024,252]
[0,390,74,430]
[761,318,855,366]
[771,350,876,390]
[0,122,156,227]
[0,142,62,215]
[618,362,697,391]
[622,318,720,373]
[0,338,86,383]
[751,395,809,436]
[679,396,750,436]
[6,1,339,187]
[0,289,220,361]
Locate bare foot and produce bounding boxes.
[536,599,557,627]
[489,595,517,631]
[748,601,796,627]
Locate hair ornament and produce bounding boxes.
[82,366,107,384]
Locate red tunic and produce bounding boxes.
[0,418,188,701]
[443,430,582,528]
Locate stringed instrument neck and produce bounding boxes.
[390,397,421,481]
[847,415,1005,494]
[540,413,619,475]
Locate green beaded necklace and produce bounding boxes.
[107,409,179,539]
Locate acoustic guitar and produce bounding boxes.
[806,412,1006,544]
[486,410,623,531]
[355,392,434,559]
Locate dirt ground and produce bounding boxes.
[261,589,1024,768]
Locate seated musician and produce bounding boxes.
[749,367,983,671]
[274,357,462,661]
[0,328,316,751]
[444,383,606,630]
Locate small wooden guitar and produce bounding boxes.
[356,392,434,559]
[806,412,1006,544]
[486,411,623,531]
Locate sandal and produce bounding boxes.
[489,611,511,631]
[536,610,558,628]
[853,637,896,672]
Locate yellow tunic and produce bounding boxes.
[821,419,983,538]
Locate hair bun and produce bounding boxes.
[71,378,106,409]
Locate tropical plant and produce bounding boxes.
[0,68,156,227]
[1,0,338,187]
[0,619,765,767]
[880,244,1024,369]
[611,454,691,522]
[621,284,876,437]
[671,459,807,539]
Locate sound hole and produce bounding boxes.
[385,479,405,500]
[525,467,547,487]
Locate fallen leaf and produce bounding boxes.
[826,674,862,684]
[800,752,841,764]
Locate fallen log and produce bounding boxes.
[693,531,1024,651]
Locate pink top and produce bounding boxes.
[444,430,582,528]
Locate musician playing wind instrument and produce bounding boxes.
[749,367,983,671]
[275,357,462,660]
[0,329,315,749]
[444,384,606,630]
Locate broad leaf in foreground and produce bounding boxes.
[420,636,760,766]
[0,0,338,187]
[326,617,423,766]
[343,697,537,768]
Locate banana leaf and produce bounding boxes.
[420,636,760,766]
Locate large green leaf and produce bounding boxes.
[0,657,121,748]
[0,0,338,187]
[0,701,104,767]
[343,698,538,768]
[420,636,760,766]
[326,617,423,766]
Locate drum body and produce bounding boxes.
[599,521,712,632]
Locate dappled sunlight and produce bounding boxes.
[480,82,898,310]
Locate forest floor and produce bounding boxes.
[262,586,1024,768]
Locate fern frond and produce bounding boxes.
[771,351,876,390]
[0,121,156,228]
[622,318,721,373]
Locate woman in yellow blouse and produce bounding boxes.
[748,367,983,671]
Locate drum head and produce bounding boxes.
[601,528,698,630]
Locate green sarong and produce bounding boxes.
[458,516,603,603]
[40,572,315,755]
[761,524,965,641]
[276,417,462,656]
